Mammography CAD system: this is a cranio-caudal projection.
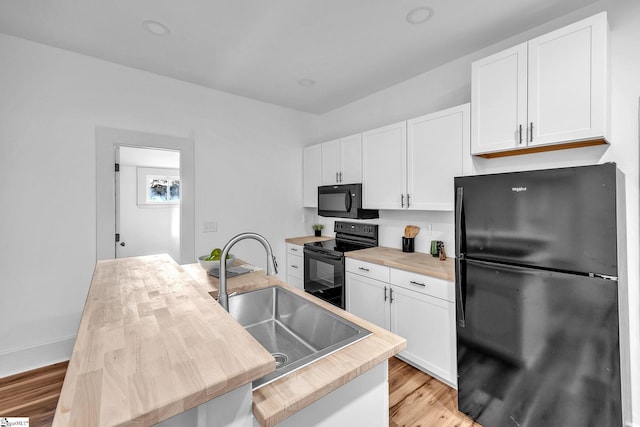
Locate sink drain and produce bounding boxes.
[272,352,288,369]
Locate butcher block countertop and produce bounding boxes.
[182,261,406,427]
[55,254,406,427]
[53,254,275,427]
[346,246,455,282]
[284,235,333,246]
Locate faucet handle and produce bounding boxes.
[272,255,278,275]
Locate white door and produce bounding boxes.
[362,122,406,209]
[527,13,607,146]
[406,105,467,211]
[390,286,456,385]
[471,43,528,155]
[321,139,340,185]
[115,146,181,262]
[339,133,362,184]
[345,273,388,330]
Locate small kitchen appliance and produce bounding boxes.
[303,221,378,309]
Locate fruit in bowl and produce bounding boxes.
[198,248,235,272]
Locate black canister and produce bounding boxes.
[402,237,415,253]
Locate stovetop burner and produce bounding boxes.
[304,221,378,256]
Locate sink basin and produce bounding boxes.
[228,286,371,389]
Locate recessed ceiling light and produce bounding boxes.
[142,20,170,36]
[406,7,434,25]
[298,78,316,87]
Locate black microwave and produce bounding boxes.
[317,183,379,219]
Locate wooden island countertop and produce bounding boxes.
[54,254,406,427]
[53,254,275,427]
[182,261,407,427]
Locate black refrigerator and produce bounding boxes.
[454,163,623,427]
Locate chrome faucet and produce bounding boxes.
[218,232,278,311]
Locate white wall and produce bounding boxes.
[314,0,640,423]
[0,33,320,376]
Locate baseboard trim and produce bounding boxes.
[0,336,75,378]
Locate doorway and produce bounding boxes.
[116,146,181,261]
[96,127,195,264]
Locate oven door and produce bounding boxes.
[303,248,345,309]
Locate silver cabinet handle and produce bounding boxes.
[529,122,534,142]
[407,193,411,208]
[389,288,394,304]
[291,248,298,252]
[290,265,298,269]
[384,286,388,302]
[410,280,425,287]
[358,267,370,272]
[336,172,339,183]
[339,171,343,182]
[519,124,523,145]
[401,194,404,208]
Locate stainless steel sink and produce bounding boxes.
[228,286,371,389]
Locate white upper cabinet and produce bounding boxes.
[471,12,608,156]
[527,14,607,146]
[362,122,407,209]
[407,104,468,211]
[362,105,468,211]
[320,139,340,185]
[321,134,362,185]
[471,43,528,154]
[303,144,322,207]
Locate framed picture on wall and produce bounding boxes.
[137,167,180,206]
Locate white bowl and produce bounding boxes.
[198,254,236,272]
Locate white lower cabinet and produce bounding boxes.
[346,258,457,387]
[346,269,389,330]
[286,243,304,290]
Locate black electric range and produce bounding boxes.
[303,221,378,308]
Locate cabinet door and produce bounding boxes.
[407,104,467,211]
[303,144,322,207]
[339,134,362,184]
[321,139,340,185]
[527,12,607,146]
[345,273,389,330]
[390,286,456,387]
[362,122,406,209]
[471,43,528,155]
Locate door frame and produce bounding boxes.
[96,127,195,264]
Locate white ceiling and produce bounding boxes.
[0,0,599,114]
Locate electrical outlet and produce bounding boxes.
[426,223,433,235]
[203,221,217,233]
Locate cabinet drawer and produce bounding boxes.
[287,255,304,280]
[287,243,304,256]
[346,258,390,282]
[287,275,303,290]
[390,268,454,302]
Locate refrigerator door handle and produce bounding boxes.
[455,187,463,256]
[455,257,466,327]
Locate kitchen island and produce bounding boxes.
[53,254,406,426]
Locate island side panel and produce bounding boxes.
[261,361,388,427]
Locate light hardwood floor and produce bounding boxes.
[0,357,480,426]
[389,357,481,427]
